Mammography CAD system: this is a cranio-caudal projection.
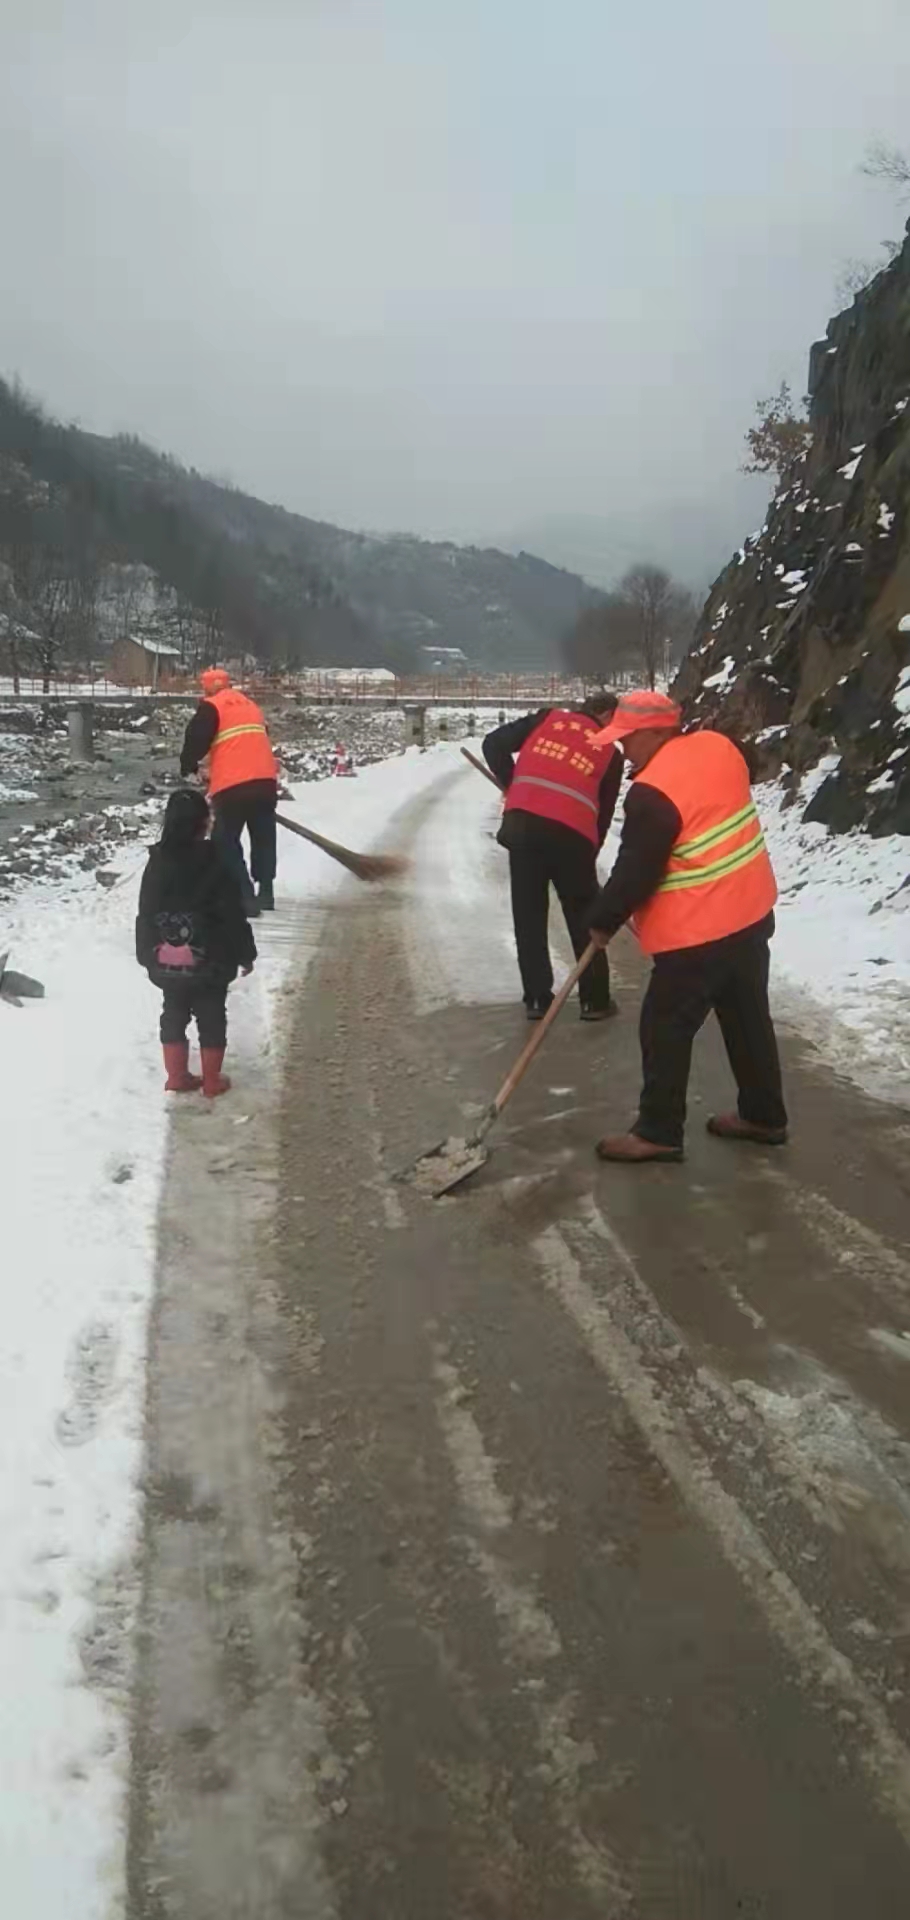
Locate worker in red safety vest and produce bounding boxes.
[482,694,622,1020]
[180,669,279,918]
[585,689,787,1163]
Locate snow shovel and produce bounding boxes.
[460,746,503,789]
[0,950,45,1008]
[276,812,410,883]
[405,940,599,1197]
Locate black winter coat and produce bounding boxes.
[135,842,257,989]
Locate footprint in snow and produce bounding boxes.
[55,1320,119,1448]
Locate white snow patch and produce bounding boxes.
[754,781,910,1098]
[838,455,862,481]
[879,504,896,533]
[798,753,841,804]
[893,665,910,719]
[845,543,863,554]
[0,741,459,1915]
[780,570,807,590]
[703,656,737,692]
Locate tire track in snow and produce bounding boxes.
[533,1218,910,1850]
[432,1346,631,1913]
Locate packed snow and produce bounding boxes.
[0,742,455,1919]
[838,454,863,482]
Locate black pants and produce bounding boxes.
[212,781,278,902]
[160,981,228,1049]
[635,914,787,1148]
[504,815,612,1012]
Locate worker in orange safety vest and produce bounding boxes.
[586,689,787,1163]
[179,669,278,917]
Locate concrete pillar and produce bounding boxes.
[67,702,95,762]
[407,704,427,750]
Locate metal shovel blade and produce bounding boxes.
[410,1135,491,1199]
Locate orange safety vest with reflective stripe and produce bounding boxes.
[502,709,619,846]
[205,687,277,797]
[631,731,777,954]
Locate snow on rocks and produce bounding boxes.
[838,453,863,481]
[703,656,737,692]
[878,505,896,533]
[756,779,910,1098]
[892,665,910,719]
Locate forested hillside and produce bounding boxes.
[0,380,598,678]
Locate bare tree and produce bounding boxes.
[619,564,695,690]
[0,562,21,693]
[742,381,812,484]
[861,142,910,193]
[561,595,640,687]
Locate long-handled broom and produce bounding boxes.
[276,812,409,883]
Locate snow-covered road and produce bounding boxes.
[2,741,910,1915]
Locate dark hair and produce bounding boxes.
[581,690,618,720]
[160,787,210,849]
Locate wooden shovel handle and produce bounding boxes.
[492,941,598,1119]
[460,746,503,790]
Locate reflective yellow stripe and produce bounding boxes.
[672,801,757,861]
[511,774,599,816]
[658,828,766,891]
[213,723,267,745]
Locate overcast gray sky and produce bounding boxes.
[2,0,909,581]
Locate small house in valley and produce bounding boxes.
[109,635,185,688]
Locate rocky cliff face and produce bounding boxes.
[675,225,910,835]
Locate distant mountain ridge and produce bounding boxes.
[0,379,600,673]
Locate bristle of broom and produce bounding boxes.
[347,851,411,883]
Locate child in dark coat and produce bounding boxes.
[136,788,257,1097]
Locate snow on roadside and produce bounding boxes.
[0,742,455,1919]
[755,781,910,1098]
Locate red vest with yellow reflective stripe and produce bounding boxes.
[206,687,277,797]
[503,709,618,846]
[631,730,777,954]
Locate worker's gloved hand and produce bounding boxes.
[241,965,254,976]
[589,928,611,950]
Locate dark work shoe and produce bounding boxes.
[596,1132,683,1164]
[525,996,555,1022]
[257,884,275,911]
[580,999,620,1023]
[243,896,261,920]
[707,1112,788,1146]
